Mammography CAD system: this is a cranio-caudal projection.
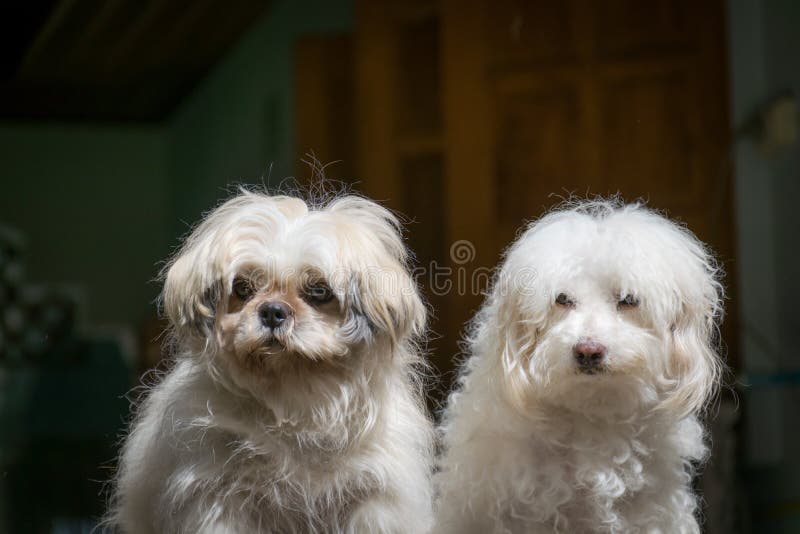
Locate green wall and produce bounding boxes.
[729,0,800,530]
[0,124,169,326]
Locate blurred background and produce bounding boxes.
[0,0,797,532]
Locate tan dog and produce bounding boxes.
[107,190,434,533]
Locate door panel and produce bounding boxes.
[297,0,736,398]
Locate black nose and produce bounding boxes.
[573,340,607,370]
[259,302,292,329]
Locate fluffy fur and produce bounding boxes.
[434,200,724,534]
[106,190,434,533]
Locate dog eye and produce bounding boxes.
[555,293,575,307]
[232,278,254,300]
[618,294,639,308]
[303,283,334,305]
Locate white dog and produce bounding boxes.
[106,190,434,533]
[434,200,724,534]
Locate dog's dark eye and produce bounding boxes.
[618,294,639,308]
[555,293,575,307]
[303,283,334,305]
[232,278,254,300]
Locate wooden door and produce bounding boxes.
[353,1,455,399]
[298,0,735,402]
[447,0,731,243]
[441,0,735,376]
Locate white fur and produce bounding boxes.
[434,200,724,534]
[106,190,434,533]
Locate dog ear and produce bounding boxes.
[161,205,233,342]
[162,246,222,341]
[347,267,426,345]
[661,269,724,418]
[491,278,538,413]
[328,196,426,346]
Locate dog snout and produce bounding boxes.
[259,301,293,329]
[573,339,607,370]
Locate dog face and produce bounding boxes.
[487,202,723,417]
[219,266,350,369]
[161,192,425,389]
